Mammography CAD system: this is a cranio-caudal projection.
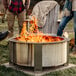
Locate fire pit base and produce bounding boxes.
[9,62,68,71]
[9,36,69,71]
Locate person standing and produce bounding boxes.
[71,0,76,52]
[3,0,30,37]
[57,0,72,36]
[57,0,76,52]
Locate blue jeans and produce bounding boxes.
[57,13,73,36]
[73,11,76,44]
[57,11,76,45]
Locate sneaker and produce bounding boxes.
[0,31,9,41]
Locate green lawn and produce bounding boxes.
[43,67,76,76]
[0,65,31,76]
[0,20,76,76]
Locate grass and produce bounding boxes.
[43,67,76,76]
[0,44,9,64]
[0,19,76,76]
[64,20,74,31]
[0,65,31,76]
[69,56,76,64]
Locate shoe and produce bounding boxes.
[0,31,9,41]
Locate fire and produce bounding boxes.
[15,16,63,42]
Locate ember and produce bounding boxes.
[15,16,64,42]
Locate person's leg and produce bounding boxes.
[72,11,76,53]
[7,11,15,37]
[17,10,26,34]
[57,15,73,36]
[2,9,6,23]
[73,11,76,46]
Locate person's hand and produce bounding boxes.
[62,8,70,17]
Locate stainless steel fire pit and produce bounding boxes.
[9,35,69,71]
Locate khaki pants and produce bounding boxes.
[7,10,26,37]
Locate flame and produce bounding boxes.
[15,16,63,42]
[29,16,39,33]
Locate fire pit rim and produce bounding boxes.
[9,34,69,44]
